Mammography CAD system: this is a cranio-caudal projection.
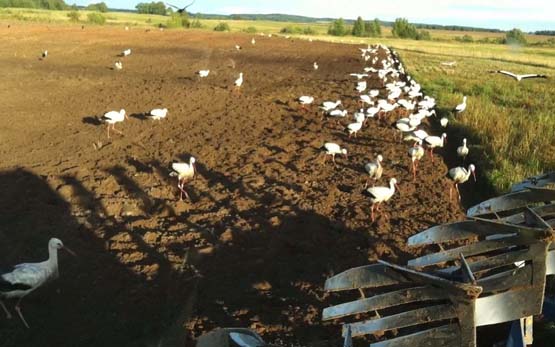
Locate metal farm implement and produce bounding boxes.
[322,173,555,347]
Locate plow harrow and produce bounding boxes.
[323,173,555,347]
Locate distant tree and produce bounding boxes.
[416,30,431,40]
[392,18,418,39]
[87,12,106,24]
[86,2,108,12]
[213,22,230,31]
[352,16,365,37]
[505,28,527,45]
[392,18,430,40]
[455,34,474,43]
[364,18,381,37]
[328,18,347,36]
[136,1,166,15]
[67,9,80,21]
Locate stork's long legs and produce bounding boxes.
[112,124,123,135]
[177,179,190,201]
[0,299,12,319]
[14,299,29,329]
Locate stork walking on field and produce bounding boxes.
[424,133,447,162]
[170,157,196,201]
[321,142,347,167]
[364,155,383,186]
[408,140,425,180]
[102,109,128,138]
[1,238,75,328]
[298,96,314,111]
[233,72,243,94]
[366,178,399,222]
[448,164,476,201]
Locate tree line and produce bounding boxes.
[328,16,381,37]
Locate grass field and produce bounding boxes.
[2,7,555,192]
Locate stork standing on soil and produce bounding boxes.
[448,164,476,201]
[364,155,383,186]
[321,142,347,166]
[150,108,168,120]
[424,133,447,162]
[408,140,425,180]
[298,96,314,111]
[121,48,131,57]
[197,70,210,78]
[102,109,128,138]
[366,178,398,222]
[313,62,319,70]
[233,72,243,94]
[457,138,469,162]
[170,157,196,201]
[1,238,75,328]
[114,61,123,70]
[346,120,363,138]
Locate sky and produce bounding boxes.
[73,0,555,32]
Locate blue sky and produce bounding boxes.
[72,0,555,31]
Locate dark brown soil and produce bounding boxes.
[0,24,470,347]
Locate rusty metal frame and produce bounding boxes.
[322,175,555,347]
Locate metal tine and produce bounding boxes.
[523,206,553,230]
[324,264,406,292]
[377,260,482,297]
[370,324,460,347]
[408,237,528,268]
[547,250,555,275]
[467,187,555,217]
[502,203,555,225]
[408,218,534,247]
[435,249,530,277]
[343,325,353,347]
[342,304,457,338]
[322,286,447,321]
[460,253,476,284]
[477,265,532,293]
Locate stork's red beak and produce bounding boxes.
[472,171,477,182]
[63,246,77,257]
[395,183,400,196]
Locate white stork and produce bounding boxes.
[491,70,547,82]
[440,117,448,128]
[150,108,168,120]
[298,96,314,111]
[321,142,347,166]
[197,70,210,78]
[364,155,383,186]
[455,96,467,114]
[424,133,447,162]
[170,157,196,201]
[102,109,128,139]
[313,62,319,70]
[448,164,476,201]
[366,178,399,222]
[457,138,469,162]
[1,238,75,328]
[346,120,363,138]
[408,140,425,180]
